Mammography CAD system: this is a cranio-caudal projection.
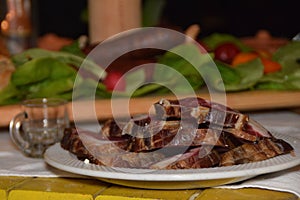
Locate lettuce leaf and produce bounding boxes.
[0,83,20,105]
[203,59,264,91]
[154,43,210,93]
[256,41,300,90]
[202,33,252,51]
[273,41,300,73]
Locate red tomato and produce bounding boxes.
[214,42,241,64]
[103,71,126,91]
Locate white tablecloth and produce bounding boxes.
[0,110,299,196]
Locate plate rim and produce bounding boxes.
[44,132,300,182]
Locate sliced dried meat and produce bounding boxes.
[154,97,249,130]
[61,127,108,165]
[100,114,269,154]
[101,114,152,138]
[101,119,124,138]
[111,151,165,168]
[220,138,294,166]
[61,96,293,170]
[151,147,221,169]
[126,120,181,152]
[61,127,165,168]
[128,127,243,153]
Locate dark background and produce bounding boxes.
[1,0,299,39]
[161,0,299,38]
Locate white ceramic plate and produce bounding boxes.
[44,133,300,189]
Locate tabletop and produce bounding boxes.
[0,110,300,200]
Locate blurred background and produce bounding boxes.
[1,0,299,41]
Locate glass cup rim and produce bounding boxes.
[22,98,68,107]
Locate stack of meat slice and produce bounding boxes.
[61,97,294,169]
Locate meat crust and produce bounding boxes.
[60,97,294,169]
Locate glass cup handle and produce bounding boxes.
[9,112,28,150]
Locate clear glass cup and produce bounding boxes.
[9,98,69,158]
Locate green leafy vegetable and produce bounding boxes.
[10,57,79,100]
[1,35,300,106]
[257,68,300,90]
[11,48,106,79]
[155,43,210,92]
[104,43,211,97]
[124,68,146,94]
[11,58,51,86]
[230,59,264,90]
[201,59,264,91]
[256,41,300,90]
[142,0,166,27]
[215,61,241,85]
[131,83,165,97]
[0,48,110,105]
[202,33,252,52]
[11,57,77,86]
[0,83,20,105]
[273,41,300,73]
[60,39,86,58]
[27,77,76,98]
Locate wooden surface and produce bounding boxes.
[1,90,300,127]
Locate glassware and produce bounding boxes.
[9,98,70,158]
[1,0,32,55]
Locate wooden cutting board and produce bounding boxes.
[1,90,300,127]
